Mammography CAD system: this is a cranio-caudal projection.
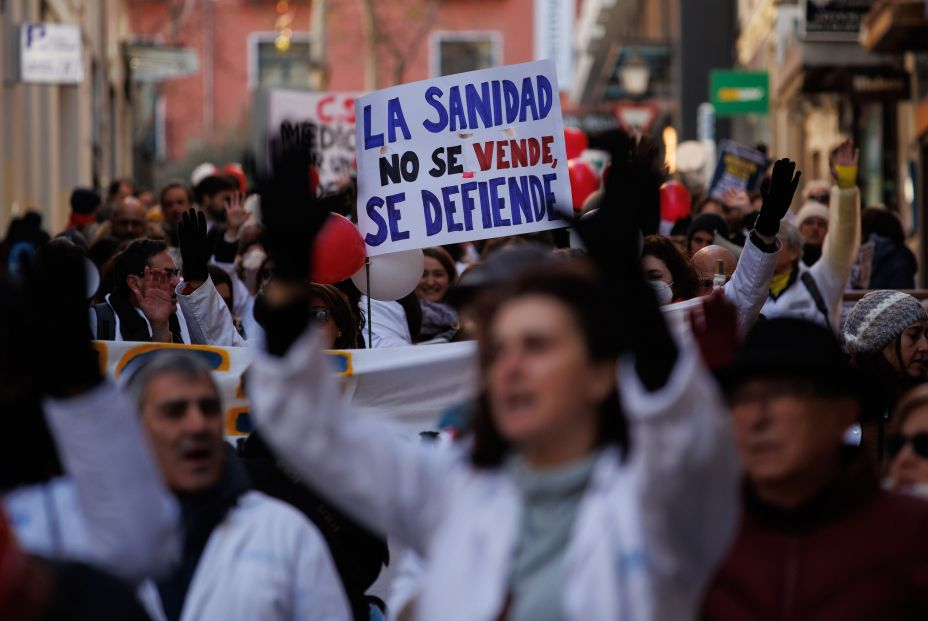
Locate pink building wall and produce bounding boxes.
[130,0,537,162]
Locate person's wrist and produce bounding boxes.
[834,165,857,190]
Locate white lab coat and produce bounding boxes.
[761,185,860,330]
[4,381,179,584]
[91,276,246,346]
[137,491,351,621]
[249,329,740,621]
[723,234,779,334]
[361,296,412,348]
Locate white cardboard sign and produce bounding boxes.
[355,60,572,256]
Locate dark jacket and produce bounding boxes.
[702,451,928,620]
[868,234,917,290]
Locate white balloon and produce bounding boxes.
[351,249,424,301]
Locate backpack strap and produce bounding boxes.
[800,271,833,332]
[93,302,117,341]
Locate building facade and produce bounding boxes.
[0,0,134,234]
[128,0,556,185]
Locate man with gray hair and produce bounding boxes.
[127,351,350,621]
[759,139,862,331]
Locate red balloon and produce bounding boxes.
[310,213,367,284]
[660,181,692,222]
[568,159,599,212]
[564,127,589,159]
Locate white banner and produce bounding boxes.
[267,90,362,193]
[355,60,572,256]
[94,340,479,441]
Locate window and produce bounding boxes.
[248,33,313,90]
[430,32,502,78]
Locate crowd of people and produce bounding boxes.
[1,128,927,620]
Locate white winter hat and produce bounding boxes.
[190,162,218,187]
[796,200,830,227]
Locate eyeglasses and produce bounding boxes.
[886,432,928,460]
[139,268,182,279]
[310,307,331,324]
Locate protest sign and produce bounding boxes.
[265,90,361,193]
[355,60,573,256]
[707,139,768,201]
[94,339,478,441]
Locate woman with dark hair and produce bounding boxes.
[641,235,699,303]
[844,290,928,420]
[417,247,459,342]
[309,283,362,350]
[861,207,917,289]
[247,134,739,620]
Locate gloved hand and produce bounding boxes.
[690,290,739,371]
[573,130,677,390]
[754,158,801,237]
[27,240,102,397]
[177,208,210,283]
[246,138,328,356]
[254,139,328,282]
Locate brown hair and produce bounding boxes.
[422,247,458,299]
[891,384,928,435]
[469,260,628,468]
[309,283,362,349]
[641,235,699,300]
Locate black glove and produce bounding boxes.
[574,131,677,391]
[177,208,210,282]
[27,241,102,397]
[254,138,328,282]
[754,158,801,237]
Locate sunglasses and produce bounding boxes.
[886,432,928,460]
[310,308,331,324]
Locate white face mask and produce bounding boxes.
[648,279,674,305]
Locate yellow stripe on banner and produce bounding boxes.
[114,343,232,378]
[225,407,253,436]
[324,350,354,377]
[92,341,109,374]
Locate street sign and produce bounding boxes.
[710,70,769,117]
[801,0,874,41]
[19,22,83,84]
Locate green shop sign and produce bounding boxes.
[710,70,769,117]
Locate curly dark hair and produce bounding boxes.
[641,235,699,301]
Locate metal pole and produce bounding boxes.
[366,258,373,347]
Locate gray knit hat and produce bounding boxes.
[843,291,928,356]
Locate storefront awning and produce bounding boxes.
[861,0,928,52]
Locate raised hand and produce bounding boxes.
[830,139,859,189]
[723,188,752,214]
[754,158,801,237]
[254,139,328,283]
[177,208,209,284]
[224,191,248,235]
[134,267,175,328]
[690,290,739,371]
[573,129,675,390]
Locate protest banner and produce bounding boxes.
[355,60,573,256]
[94,339,479,441]
[707,139,768,201]
[264,89,361,193]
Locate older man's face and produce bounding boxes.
[112,198,147,240]
[140,372,224,494]
[729,379,857,492]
